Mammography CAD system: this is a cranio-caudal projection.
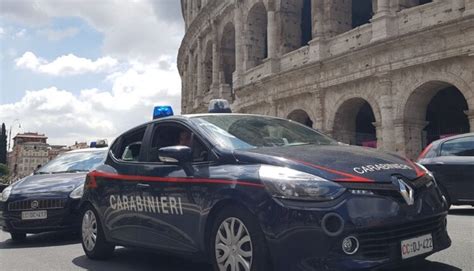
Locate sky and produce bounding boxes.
[0,0,185,147]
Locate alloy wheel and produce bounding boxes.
[82,209,98,252]
[215,217,253,271]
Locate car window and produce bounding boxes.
[147,124,210,163]
[191,115,336,150]
[37,150,107,174]
[440,136,474,157]
[114,126,147,161]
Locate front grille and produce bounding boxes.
[8,199,66,211]
[356,215,445,259]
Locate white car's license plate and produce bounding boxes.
[401,233,433,259]
[21,210,47,220]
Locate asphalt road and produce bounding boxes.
[0,207,472,271]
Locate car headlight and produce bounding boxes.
[259,165,346,201]
[69,184,84,199]
[0,186,12,202]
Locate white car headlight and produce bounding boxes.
[0,186,12,202]
[69,184,84,199]
[259,165,346,201]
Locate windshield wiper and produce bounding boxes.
[51,169,89,174]
[35,171,52,175]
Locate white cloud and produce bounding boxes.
[0,0,184,62]
[0,27,4,37]
[37,27,79,41]
[15,28,26,38]
[15,51,119,76]
[0,62,181,145]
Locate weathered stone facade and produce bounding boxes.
[178,0,474,158]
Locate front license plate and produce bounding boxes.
[401,233,433,259]
[21,210,47,220]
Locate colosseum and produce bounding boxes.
[178,0,474,159]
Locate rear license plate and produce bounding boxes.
[401,233,433,259]
[21,210,47,220]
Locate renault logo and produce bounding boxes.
[31,200,39,209]
[397,179,415,205]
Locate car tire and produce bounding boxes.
[210,205,270,271]
[10,232,26,241]
[81,204,115,260]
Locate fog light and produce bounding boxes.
[342,236,359,255]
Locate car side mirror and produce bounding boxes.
[158,146,192,164]
[158,146,194,176]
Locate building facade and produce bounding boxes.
[9,133,49,180]
[178,0,474,159]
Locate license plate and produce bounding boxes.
[21,210,47,220]
[401,233,433,259]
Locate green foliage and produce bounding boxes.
[0,163,9,184]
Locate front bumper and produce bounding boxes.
[0,198,82,234]
[259,183,451,271]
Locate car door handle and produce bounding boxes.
[435,162,445,165]
[136,183,150,189]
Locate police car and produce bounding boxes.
[80,101,450,271]
[0,147,107,241]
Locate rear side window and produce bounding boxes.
[112,126,147,161]
[147,124,210,163]
[440,136,474,157]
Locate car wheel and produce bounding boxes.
[10,232,26,241]
[81,204,115,260]
[210,205,270,271]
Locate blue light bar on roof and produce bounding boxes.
[153,106,174,119]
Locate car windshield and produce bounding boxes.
[36,149,107,174]
[191,115,336,150]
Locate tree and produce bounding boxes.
[0,163,9,184]
[0,123,6,165]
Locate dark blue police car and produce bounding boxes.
[0,147,107,241]
[80,104,450,271]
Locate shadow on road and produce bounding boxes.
[448,207,474,216]
[0,231,80,249]
[72,247,212,271]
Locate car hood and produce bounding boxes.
[234,144,425,183]
[11,172,86,195]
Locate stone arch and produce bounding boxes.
[287,109,313,127]
[245,2,268,70]
[220,22,236,87]
[396,73,474,119]
[330,97,381,147]
[402,81,471,158]
[203,40,213,93]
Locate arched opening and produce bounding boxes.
[220,22,236,88]
[404,82,470,158]
[333,98,377,147]
[246,3,268,69]
[279,0,312,54]
[288,109,313,127]
[352,0,373,28]
[203,41,213,93]
[301,0,312,46]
